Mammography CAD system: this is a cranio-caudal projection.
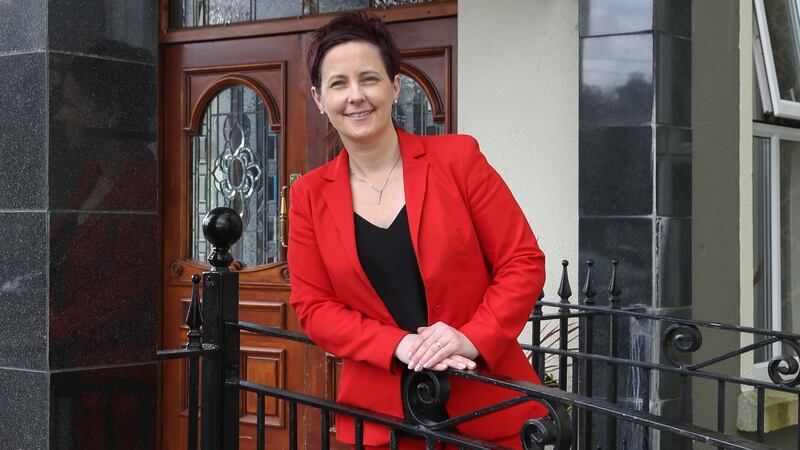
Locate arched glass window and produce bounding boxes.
[191,85,280,267]
[392,73,444,136]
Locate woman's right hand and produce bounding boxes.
[395,334,476,371]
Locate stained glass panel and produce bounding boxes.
[392,74,444,136]
[170,0,436,28]
[191,85,280,267]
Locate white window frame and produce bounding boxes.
[754,0,800,120]
[752,123,800,379]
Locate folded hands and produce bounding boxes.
[394,321,479,372]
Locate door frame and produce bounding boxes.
[156,2,458,448]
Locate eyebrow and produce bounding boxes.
[326,70,382,80]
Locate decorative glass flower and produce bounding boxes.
[212,122,263,214]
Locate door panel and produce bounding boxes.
[160,12,455,450]
[161,32,306,450]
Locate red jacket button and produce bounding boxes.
[433,304,445,315]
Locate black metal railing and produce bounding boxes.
[158,207,796,449]
[528,259,800,450]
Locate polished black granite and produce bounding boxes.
[579,0,653,37]
[48,53,157,212]
[579,0,689,38]
[0,368,48,449]
[655,0,691,38]
[0,213,48,370]
[49,212,157,369]
[580,34,654,128]
[48,0,156,64]
[656,35,691,127]
[578,1,693,446]
[50,363,157,450]
[0,53,48,210]
[579,126,653,216]
[655,217,691,308]
[579,217,653,307]
[656,126,692,216]
[0,0,46,53]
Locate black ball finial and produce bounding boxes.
[202,207,243,270]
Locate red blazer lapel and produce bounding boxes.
[321,150,374,290]
[398,130,428,258]
[319,130,429,327]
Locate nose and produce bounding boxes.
[347,84,365,103]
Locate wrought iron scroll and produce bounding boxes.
[663,324,703,369]
[520,399,573,450]
[402,370,451,429]
[768,339,800,386]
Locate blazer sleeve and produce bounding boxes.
[456,136,546,371]
[287,180,408,373]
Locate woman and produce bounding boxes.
[288,11,547,449]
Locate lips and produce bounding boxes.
[344,110,373,119]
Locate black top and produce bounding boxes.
[355,208,447,425]
[354,206,428,332]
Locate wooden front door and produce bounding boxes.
[159,6,456,449]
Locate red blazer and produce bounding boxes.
[288,130,547,445]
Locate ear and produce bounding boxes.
[392,74,401,101]
[311,86,323,111]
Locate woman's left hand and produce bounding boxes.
[407,321,480,372]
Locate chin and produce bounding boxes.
[341,125,377,140]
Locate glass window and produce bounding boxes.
[170,0,437,29]
[753,135,774,362]
[392,74,444,136]
[779,140,800,348]
[191,84,280,267]
[753,125,800,363]
[754,0,800,119]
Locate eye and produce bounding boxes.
[329,79,345,88]
[362,75,380,83]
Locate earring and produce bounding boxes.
[393,99,398,104]
[320,109,324,115]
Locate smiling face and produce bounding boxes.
[312,41,400,150]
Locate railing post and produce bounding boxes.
[557,260,572,391]
[532,290,545,382]
[201,207,242,450]
[579,259,596,450]
[187,274,203,450]
[607,259,621,450]
[555,260,575,450]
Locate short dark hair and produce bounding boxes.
[307,11,401,90]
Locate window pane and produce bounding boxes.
[191,85,280,267]
[392,74,444,136]
[207,0,251,25]
[753,136,772,363]
[763,0,800,101]
[781,139,800,354]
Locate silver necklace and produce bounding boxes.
[350,152,401,205]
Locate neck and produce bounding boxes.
[343,127,401,174]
